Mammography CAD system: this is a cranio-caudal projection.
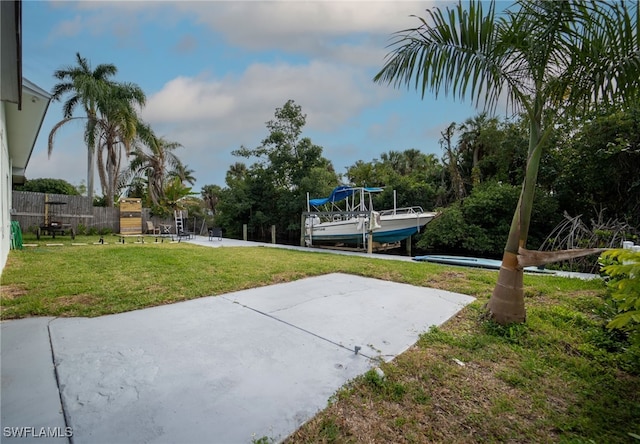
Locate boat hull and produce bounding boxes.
[306,212,436,245]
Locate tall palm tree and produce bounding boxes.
[374,0,639,324]
[49,53,117,201]
[93,82,146,207]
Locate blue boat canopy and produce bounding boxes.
[309,186,383,207]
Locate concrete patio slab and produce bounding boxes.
[1,317,68,443]
[224,273,473,361]
[2,273,475,444]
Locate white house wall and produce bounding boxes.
[1,101,10,273]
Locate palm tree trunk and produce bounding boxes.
[87,146,94,202]
[105,139,116,208]
[97,142,108,201]
[487,104,544,324]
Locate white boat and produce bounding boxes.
[304,186,438,246]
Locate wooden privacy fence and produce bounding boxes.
[10,191,177,234]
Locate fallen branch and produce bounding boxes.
[517,247,610,268]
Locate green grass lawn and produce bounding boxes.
[2,234,638,443]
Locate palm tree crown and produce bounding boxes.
[49,52,118,200]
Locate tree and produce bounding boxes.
[94,82,146,207]
[49,53,117,201]
[230,100,338,240]
[345,149,442,212]
[126,124,183,208]
[374,0,639,324]
[201,184,222,217]
[457,113,501,187]
[49,55,146,207]
[553,107,640,225]
[16,178,80,195]
[168,163,196,186]
[417,181,560,257]
[439,122,466,203]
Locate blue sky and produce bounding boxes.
[21,0,484,194]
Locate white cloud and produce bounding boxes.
[50,1,439,66]
[137,54,407,187]
[49,14,84,38]
[143,59,395,141]
[181,1,436,41]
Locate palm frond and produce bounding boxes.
[374,0,511,112]
[564,0,639,110]
[47,118,75,157]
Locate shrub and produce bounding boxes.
[16,178,79,195]
[600,248,640,349]
[417,181,559,257]
[76,224,87,235]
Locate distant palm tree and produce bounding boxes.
[168,163,196,186]
[201,184,222,216]
[127,124,182,207]
[226,162,248,184]
[374,0,639,324]
[458,113,500,186]
[49,53,117,201]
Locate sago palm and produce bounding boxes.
[374,0,640,323]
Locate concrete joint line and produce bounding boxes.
[47,319,74,444]
[224,297,379,361]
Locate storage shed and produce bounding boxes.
[119,198,142,235]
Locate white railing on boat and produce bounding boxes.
[377,206,425,216]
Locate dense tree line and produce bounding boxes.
[206,101,639,256]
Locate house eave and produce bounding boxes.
[5,78,52,183]
[1,0,22,107]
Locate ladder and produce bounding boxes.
[174,210,191,240]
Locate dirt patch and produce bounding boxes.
[55,294,101,307]
[423,270,468,289]
[0,285,29,300]
[271,272,303,284]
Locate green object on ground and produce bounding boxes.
[10,221,23,250]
